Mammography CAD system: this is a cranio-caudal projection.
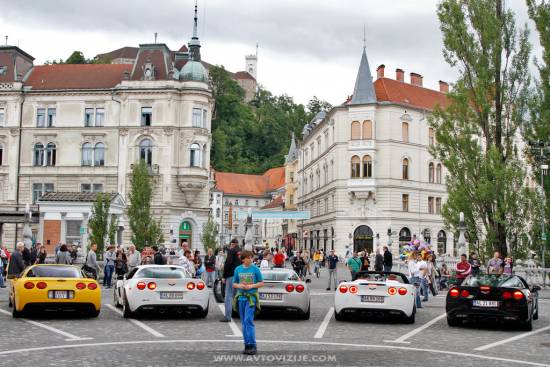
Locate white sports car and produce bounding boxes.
[334,271,416,323]
[114,265,209,318]
[258,268,311,319]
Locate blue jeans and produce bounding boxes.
[410,276,422,308]
[383,265,392,272]
[238,298,257,347]
[223,277,234,320]
[205,271,216,287]
[0,263,4,287]
[420,278,429,301]
[103,264,114,287]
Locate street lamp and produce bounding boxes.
[457,212,466,256]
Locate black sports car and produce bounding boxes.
[446,274,540,330]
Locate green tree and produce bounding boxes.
[201,215,219,252]
[307,96,332,118]
[65,51,87,64]
[127,160,164,250]
[88,193,111,254]
[108,214,118,246]
[431,0,536,257]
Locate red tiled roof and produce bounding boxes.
[373,78,449,110]
[25,64,132,90]
[261,195,284,209]
[234,71,255,80]
[215,167,285,197]
[96,47,139,61]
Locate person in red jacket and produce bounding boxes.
[273,249,285,268]
[455,254,472,285]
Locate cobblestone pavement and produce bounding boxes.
[0,265,549,367]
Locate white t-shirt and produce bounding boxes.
[260,259,269,269]
[418,260,428,278]
[408,260,420,278]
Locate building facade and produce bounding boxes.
[296,47,452,258]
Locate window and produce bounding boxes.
[428,163,434,183]
[429,127,435,146]
[402,194,409,212]
[402,158,409,180]
[402,122,409,143]
[32,183,54,203]
[139,139,153,166]
[362,155,372,178]
[203,109,207,127]
[428,196,434,214]
[94,143,105,166]
[317,137,322,154]
[324,198,328,213]
[190,143,201,167]
[47,109,56,127]
[290,171,294,182]
[436,198,442,214]
[82,142,105,167]
[81,183,91,192]
[351,155,360,178]
[84,107,105,127]
[436,164,442,184]
[141,107,152,126]
[235,200,239,206]
[0,66,6,75]
[0,108,5,126]
[66,220,82,244]
[36,108,45,127]
[82,143,93,166]
[289,194,294,205]
[0,143,3,165]
[255,200,259,206]
[216,208,220,218]
[363,120,373,139]
[95,108,105,127]
[310,143,315,159]
[351,121,361,140]
[45,143,56,166]
[245,199,249,206]
[34,143,44,166]
[85,108,94,127]
[192,108,203,128]
[224,212,229,221]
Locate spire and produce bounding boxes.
[285,132,299,164]
[350,44,377,105]
[188,0,201,61]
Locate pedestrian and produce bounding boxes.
[346,251,362,281]
[220,239,241,323]
[115,248,128,277]
[127,245,141,272]
[383,246,393,272]
[69,245,78,264]
[54,242,61,256]
[417,254,430,302]
[204,248,216,287]
[469,252,481,276]
[320,249,326,267]
[374,248,384,271]
[103,245,116,288]
[426,254,438,297]
[194,250,204,277]
[178,250,195,276]
[360,251,371,272]
[487,251,503,274]
[407,252,422,309]
[326,249,339,291]
[0,245,6,288]
[153,245,165,265]
[7,242,26,278]
[503,257,513,275]
[292,251,306,277]
[36,244,47,264]
[313,250,321,277]
[302,250,311,276]
[30,244,40,265]
[55,244,72,265]
[439,263,450,290]
[232,250,264,355]
[84,244,100,279]
[1,244,10,279]
[215,248,226,280]
[273,249,285,268]
[260,251,271,269]
[455,254,472,285]
[22,245,31,267]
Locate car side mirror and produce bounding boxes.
[305,278,311,284]
[532,285,541,292]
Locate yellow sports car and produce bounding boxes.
[8,264,101,317]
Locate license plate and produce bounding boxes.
[160,292,184,300]
[361,295,384,303]
[259,293,283,301]
[49,290,70,299]
[473,300,499,308]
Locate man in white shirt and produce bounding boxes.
[178,249,195,277]
[417,256,429,302]
[407,253,422,309]
[260,252,271,269]
[127,245,141,271]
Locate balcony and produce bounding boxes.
[347,178,376,199]
[348,139,376,151]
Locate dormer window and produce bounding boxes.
[0,66,6,76]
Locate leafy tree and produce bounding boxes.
[307,96,332,118]
[431,0,537,257]
[65,51,87,64]
[88,193,111,254]
[201,215,219,252]
[108,214,118,246]
[128,160,164,250]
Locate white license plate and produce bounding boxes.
[259,293,283,301]
[49,290,70,299]
[160,292,184,300]
[473,300,499,308]
[361,295,384,303]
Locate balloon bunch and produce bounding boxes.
[399,238,433,260]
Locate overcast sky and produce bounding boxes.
[0,0,541,105]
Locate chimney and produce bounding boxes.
[396,68,404,82]
[439,80,449,93]
[410,72,423,87]
[376,64,385,79]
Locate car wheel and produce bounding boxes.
[122,294,133,319]
[533,299,539,320]
[197,301,209,318]
[12,298,22,318]
[521,316,533,331]
[8,294,12,308]
[213,279,224,303]
[89,309,100,318]
[334,309,344,321]
[298,304,311,320]
[447,316,461,327]
[404,306,416,324]
[114,288,122,308]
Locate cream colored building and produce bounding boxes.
[296,47,453,258]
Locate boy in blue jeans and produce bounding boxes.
[233,250,264,355]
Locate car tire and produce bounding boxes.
[299,304,311,320]
[12,298,22,318]
[447,316,461,327]
[404,306,416,324]
[89,309,100,318]
[114,288,121,308]
[122,294,133,319]
[533,300,539,320]
[334,309,344,321]
[521,316,533,331]
[197,301,209,318]
[8,295,12,308]
[213,279,224,303]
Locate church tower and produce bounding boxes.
[245,44,258,79]
[188,1,201,61]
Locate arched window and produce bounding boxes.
[82,143,93,166]
[436,164,442,184]
[363,120,373,140]
[351,121,361,140]
[437,230,447,255]
[0,143,3,166]
[216,208,220,218]
[190,143,201,167]
[351,155,360,178]
[94,143,105,166]
[428,163,434,183]
[46,143,56,166]
[402,158,409,180]
[402,122,409,143]
[34,143,44,166]
[429,127,435,146]
[362,155,372,178]
[139,139,153,166]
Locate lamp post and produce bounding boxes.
[542,163,548,287]
[457,212,466,256]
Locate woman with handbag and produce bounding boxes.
[115,249,128,277]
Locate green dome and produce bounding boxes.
[180,61,208,82]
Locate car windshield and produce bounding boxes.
[462,274,520,288]
[261,271,299,281]
[356,272,408,284]
[137,267,189,279]
[27,266,81,278]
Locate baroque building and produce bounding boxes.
[296,46,452,258]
